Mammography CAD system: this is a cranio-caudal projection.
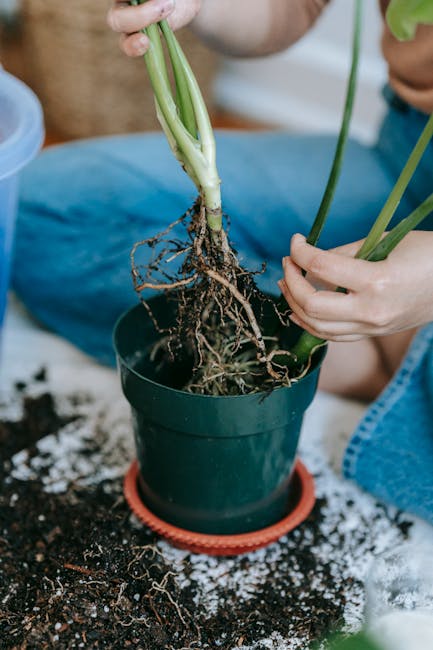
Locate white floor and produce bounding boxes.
[2,294,433,649]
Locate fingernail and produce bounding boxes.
[292,233,305,245]
[135,35,148,54]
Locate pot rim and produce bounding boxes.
[113,301,327,401]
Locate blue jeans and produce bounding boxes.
[13,91,433,365]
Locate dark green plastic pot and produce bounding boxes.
[114,294,325,535]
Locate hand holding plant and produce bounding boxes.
[107,0,200,57]
[119,0,433,392]
[272,0,433,368]
[280,229,433,342]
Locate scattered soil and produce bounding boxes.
[0,376,77,483]
[0,478,345,649]
[0,371,413,650]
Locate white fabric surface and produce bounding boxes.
[2,293,433,649]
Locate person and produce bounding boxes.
[13,1,433,519]
[104,0,433,401]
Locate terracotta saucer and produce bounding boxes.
[124,459,315,556]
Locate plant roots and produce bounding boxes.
[131,200,298,395]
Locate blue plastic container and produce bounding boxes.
[0,70,44,337]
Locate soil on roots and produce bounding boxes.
[131,201,294,396]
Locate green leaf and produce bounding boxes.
[386,0,433,40]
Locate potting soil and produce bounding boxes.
[0,370,416,650]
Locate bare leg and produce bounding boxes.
[318,329,418,402]
[375,328,418,376]
[318,339,390,402]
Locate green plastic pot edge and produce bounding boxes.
[113,296,326,437]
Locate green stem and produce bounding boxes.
[160,20,197,138]
[367,192,433,262]
[306,0,362,246]
[142,23,202,172]
[130,0,222,231]
[162,24,221,228]
[290,111,433,370]
[276,0,361,324]
[277,0,362,355]
[356,113,433,259]
[289,191,433,368]
[288,331,326,369]
[154,100,201,188]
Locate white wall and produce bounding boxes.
[214,0,387,144]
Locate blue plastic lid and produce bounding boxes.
[0,69,44,181]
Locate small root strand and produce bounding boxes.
[130,198,312,395]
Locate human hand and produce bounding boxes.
[278,231,433,342]
[107,0,202,57]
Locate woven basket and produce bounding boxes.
[19,0,219,139]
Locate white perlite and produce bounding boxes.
[3,372,425,649]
